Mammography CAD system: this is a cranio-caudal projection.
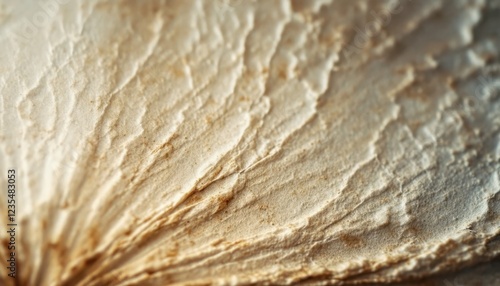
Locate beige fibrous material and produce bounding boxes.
[0,0,499,285]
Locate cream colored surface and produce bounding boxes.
[0,0,499,285]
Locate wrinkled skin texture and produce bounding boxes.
[0,0,499,285]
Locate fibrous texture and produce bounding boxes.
[0,0,499,285]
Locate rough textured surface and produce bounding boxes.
[0,0,499,285]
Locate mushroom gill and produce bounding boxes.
[0,0,499,285]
